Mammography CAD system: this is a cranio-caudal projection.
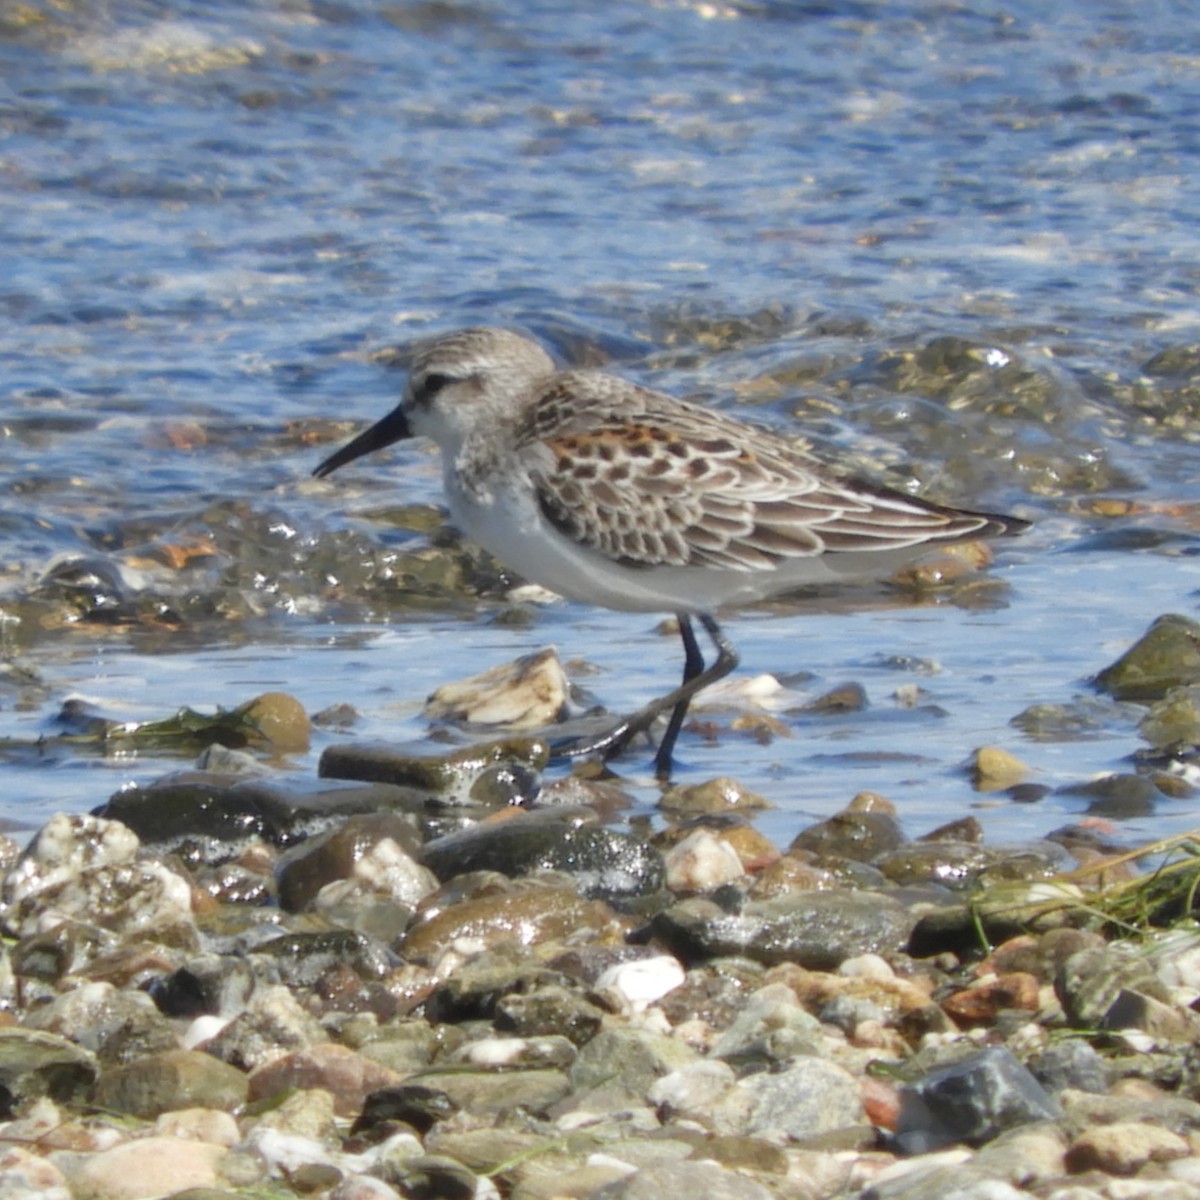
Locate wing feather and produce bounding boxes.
[519,372,1015,572]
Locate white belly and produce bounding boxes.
[445,467,925,615]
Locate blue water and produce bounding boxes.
[2,0,1199,848]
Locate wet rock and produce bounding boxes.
[652,890,917,970]
[1093,613,1200,702]
[658,777,770,817]
[0,820,192,940]
[275,813,430,913]
[875,840,994,888]
[318,738,546,807]
[424,648,569,729]
[97,773,432,860]
[22,982,178,1063]
[0,1028,98,1112]
[895,1046,1063,1153]
[252,929,396,990]
[237,690,311,753]
[420,810,664,899]
[93,1048,249,1119]
[970,745,1031,791]
[494,984,606,1044]
[402,882,616,966]
[1056,773,1161,818]
[1140,685,1200,750]
[789,801,904,862]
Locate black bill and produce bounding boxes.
[312,406,413,478]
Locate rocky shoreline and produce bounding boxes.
[2,708,1200,1200]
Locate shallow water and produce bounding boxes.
[2,0,1199,848]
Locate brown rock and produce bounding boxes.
[248,1042,405,1116]
[1065,1121,1189,1174]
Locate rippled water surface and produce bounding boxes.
[3,0,1199,848]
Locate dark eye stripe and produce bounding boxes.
[415,372,454,404]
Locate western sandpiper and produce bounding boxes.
[315,327,1027,778]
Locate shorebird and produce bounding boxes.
[315,327,1027,778]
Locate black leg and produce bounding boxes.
[652,614,707,779]
[552,612,739,779]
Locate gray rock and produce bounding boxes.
[652,890,917,969]
[422,811,665,899]
[92,1048,248,1118]
[896,1046,1063,1153]
[713,1057,865,1141]
[1029,1039,1109,1095]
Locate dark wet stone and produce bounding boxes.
[93,1047,248,1119]
[318,737,547,806]
[920,816,984,843]
[423,946,568,1024]
[0,1028,98,1115]
[1093,613,1200,702]
[380,1153,479,1200]
[875,840,993,888]
[421,810,664,899]
[1055,773,1160,819]
[145,953,255,1020]
[97,772,432,861]
[237,691,311,753]
[352,1083,458,1136]
[895,1046,1063,1153]
[788,807,904,862]
[793,680,868,714]
[402,884,615,966]
[1139,685,1200,750]
[651,890,917,970]
[275,812,425,912]
[252,929,397,989]
[1143,343,1200,376]
[494,983,606,1046]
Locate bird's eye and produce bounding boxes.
[414,372,453,405]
